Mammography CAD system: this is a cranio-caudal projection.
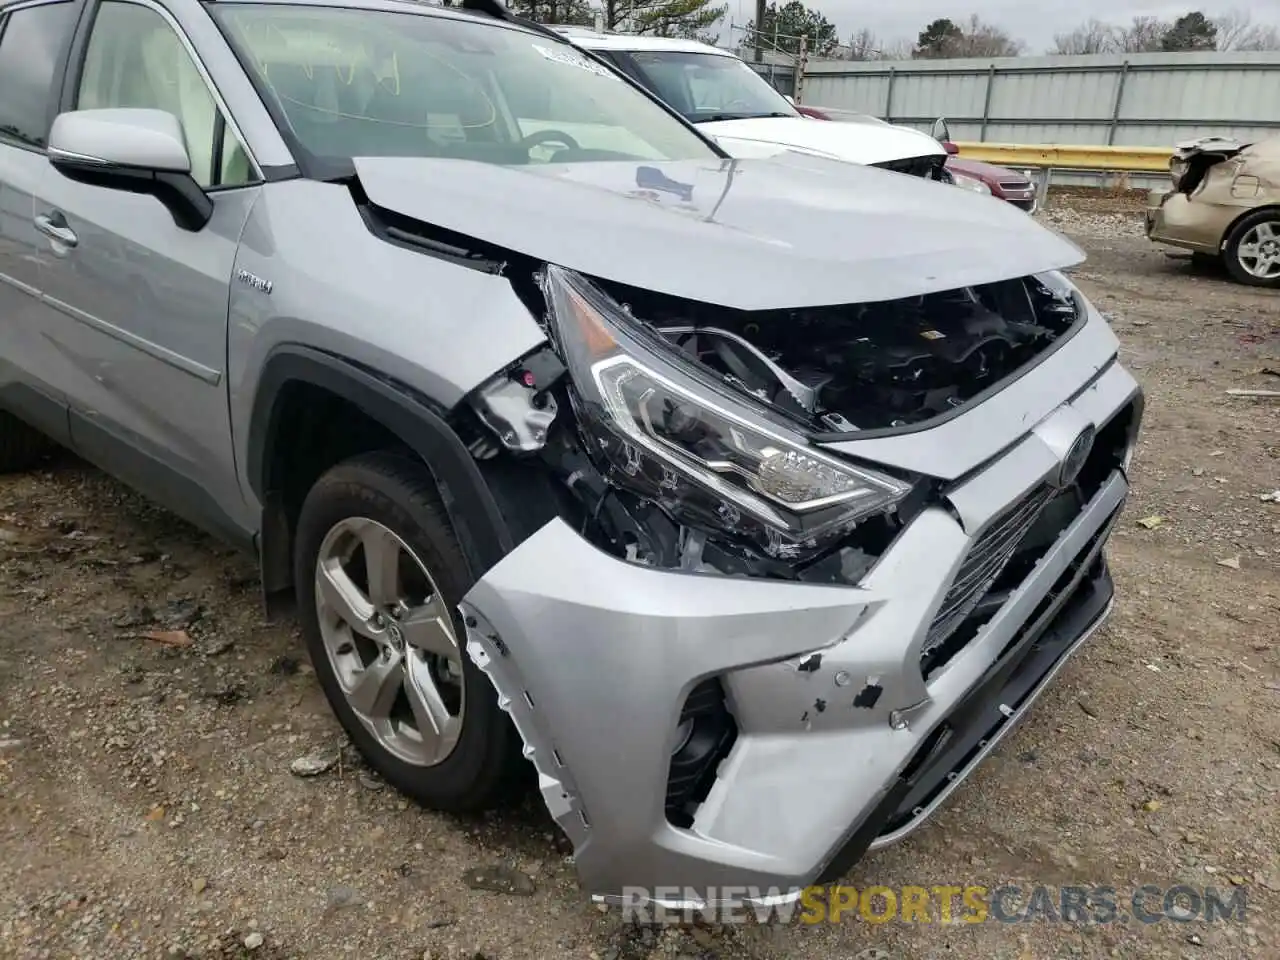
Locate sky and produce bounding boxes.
[723,1,1274,54]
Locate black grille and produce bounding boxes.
[918,394,1140,674]
[922,483,1056,660]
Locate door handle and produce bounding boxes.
[34,211,78,248]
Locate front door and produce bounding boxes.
[0,0,79,443]
[30,0,260,541]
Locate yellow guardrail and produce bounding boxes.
[952,142,1171,173]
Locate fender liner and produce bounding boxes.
[247,346,515,601]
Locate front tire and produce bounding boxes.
[1223,210,1280,288]
[293,451,524,812]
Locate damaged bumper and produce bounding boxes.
[461,361,1141,905]
[1144,189,1171,239]
[1145,190,1234,254]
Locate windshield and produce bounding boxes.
[619,51,799,123]
[211,6,718,167]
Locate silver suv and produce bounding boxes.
[0,0,1141,907]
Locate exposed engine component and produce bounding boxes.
[659,325,820,415]
[517,269,1075,588]
[636,275,1080,431]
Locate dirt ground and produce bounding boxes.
[1,197,1278,960]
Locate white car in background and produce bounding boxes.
[557,28,958,183]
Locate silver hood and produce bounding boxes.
[353,152,1083,310]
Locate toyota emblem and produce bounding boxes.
[1056,426,1096,489]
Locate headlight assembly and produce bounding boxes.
[541,265,911,560]
[949,170,992,195]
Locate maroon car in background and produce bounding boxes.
[795,106,1038,212]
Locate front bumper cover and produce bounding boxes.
[460,360,1140,906]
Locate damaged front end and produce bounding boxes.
[464,262,1087,582]
[444,237,1139,904]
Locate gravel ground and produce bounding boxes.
[1,197,1278,960]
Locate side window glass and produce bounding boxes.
[0,2,77,148]
[76,1,252,188]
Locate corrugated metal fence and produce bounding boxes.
[744,52,797,96]
[802,51,1280,149]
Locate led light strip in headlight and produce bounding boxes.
[592,353,891,521]
[541,264,911,559]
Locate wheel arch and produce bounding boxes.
[247,345,515,614]
[1220,203,1280,252]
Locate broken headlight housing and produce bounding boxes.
[541,265,911,561]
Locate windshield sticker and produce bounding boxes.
[531,43,620,80]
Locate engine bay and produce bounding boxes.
[464,267,1087,585]
[598,274,1082,433]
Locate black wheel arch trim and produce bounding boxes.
[247,345,515,586]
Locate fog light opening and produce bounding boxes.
[665,679,738,828]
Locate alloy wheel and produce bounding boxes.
[314,517,465,767]
[1236,220,1280,281]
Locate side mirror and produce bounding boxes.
[784,94,796,104]
[47,108,213,232]
[943,140,959,155]
[930,116,952,144]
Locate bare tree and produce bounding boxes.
[1116,16,1169,52]
[843,27,880,60]
[1046,10,1279,56]
[1235,25,1280,50]
[834,29,913,61]
[1214,10,1253,49]
[1214,10,1280,51]
[1051,19,1118,55]
[877,38,915,60]
[950,14,1024,57]
[914,14,1022,58]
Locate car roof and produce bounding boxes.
[553,27,734,56]
[205,0,541,33]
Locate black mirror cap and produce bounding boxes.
[49,156,213,232]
